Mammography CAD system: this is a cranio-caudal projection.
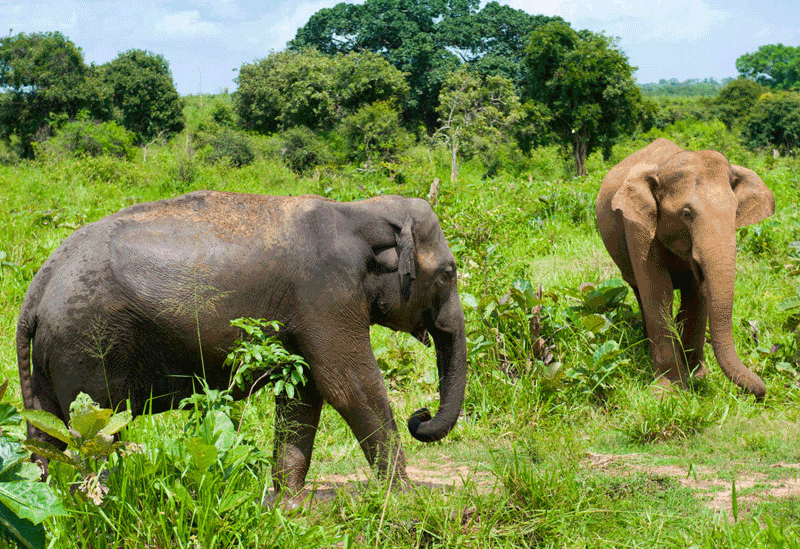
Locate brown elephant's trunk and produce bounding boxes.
[699,232,766,399]
[407,295,467,443]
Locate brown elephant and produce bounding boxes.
[18,191,466,505]
[596,138,775,398]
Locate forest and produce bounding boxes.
[1,1,800,547]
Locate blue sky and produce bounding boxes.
[3,0,799,95]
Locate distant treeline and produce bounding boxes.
[639,78,734,97]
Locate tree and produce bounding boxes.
[103,49,184,141]
[712,78,764,129]
[289,0,560,132]
[0,31,100,157]
[337,101,413,167]
[234,49,408,134]
[524,22,642,175]
[736,44,800,90]
[434,68,523,182]
[741,92,800,155]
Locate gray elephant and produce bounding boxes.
[596,138,774,398]
[18,190,467,502]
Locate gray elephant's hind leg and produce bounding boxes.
[270,377,323,509]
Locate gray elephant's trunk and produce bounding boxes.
[407,297,467,443]
[700,234,766,399]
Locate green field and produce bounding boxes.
[1,117,800,548]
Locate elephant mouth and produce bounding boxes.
[691,259,705,285]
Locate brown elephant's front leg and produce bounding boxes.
[271,377,323,509]
[676,279,709,379]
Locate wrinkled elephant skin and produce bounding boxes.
[596,138,775,398]
[18,191,467,498]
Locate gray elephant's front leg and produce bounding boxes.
[270,378,323,509]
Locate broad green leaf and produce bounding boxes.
[98,410,132,437]
[0,480,68,524]
[80,433,114,456]
[19,411,71,445]
[0,441,28,482]
[0,403,22,428]
[70,408,112,441]
[0,500,46,549]
[580,314,611,334]
[461,293,478,309]
[185,437,217,472]
[21,440,75,466]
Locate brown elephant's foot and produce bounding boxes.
[650,376,686,400]
[690,363,708,379]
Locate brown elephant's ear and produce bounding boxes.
[731,165,775,228]
[396,215,416,301]
[611,164,659,265]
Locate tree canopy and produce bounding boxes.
[736,44,800,90]
[234,49,408,134]
[0,32,97,157]
[103,49,184,141]
[289,0,561,131]
[525,22,642,175]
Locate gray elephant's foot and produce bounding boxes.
[262,487,314,513]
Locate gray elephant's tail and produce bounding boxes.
[16,311,36,415]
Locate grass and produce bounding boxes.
[2,119,800,547]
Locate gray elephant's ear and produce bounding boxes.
[611,163,659,265]
[731,165,775,228]
[396,215,416,301]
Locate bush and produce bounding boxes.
[274,126,333,174]
[742,92,800,155]
[335,101,413,168]
[35,119,136,161]
[204,129,255,168]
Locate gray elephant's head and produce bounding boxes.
[353,196,467,443]
[611,146,775,397]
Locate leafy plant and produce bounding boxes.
[21,393,132,505]
[0,380,67,549]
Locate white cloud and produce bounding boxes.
[154,10,217,37]
[503,0,730,43]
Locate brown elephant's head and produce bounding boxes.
[611,147,775,397]
[356,196,467,443]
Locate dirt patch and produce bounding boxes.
[586,452,800,520]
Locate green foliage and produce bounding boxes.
[102,49,184,141]
[711,78,766,130]
[639,77,729,97]
[0,380,68,549]
[617,390,723,443]
[434,68,524,181]
[524,22,643,175]
[223,318,308,400]
[21,393,132,506]
[742,92,800,154]
[272,126,333,174]
[336,101,413,168]
[200,128,255,168]
[0,31,102,158]
[289,0,562,130]
[34,117,136,161]
[736,43,800,90]
[235,49,408,134]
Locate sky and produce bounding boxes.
[2,0,799,96]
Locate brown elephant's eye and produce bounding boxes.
[681,208,693,221]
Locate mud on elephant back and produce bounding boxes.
[17,190,467,506]
[596,138,775,399]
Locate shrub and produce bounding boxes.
[335,101,413,168]
[35,119,136,161]
[742,92,800,155]
[274,126,333,174]
[205,129,255,168]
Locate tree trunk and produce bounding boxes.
[450,139,459,183]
